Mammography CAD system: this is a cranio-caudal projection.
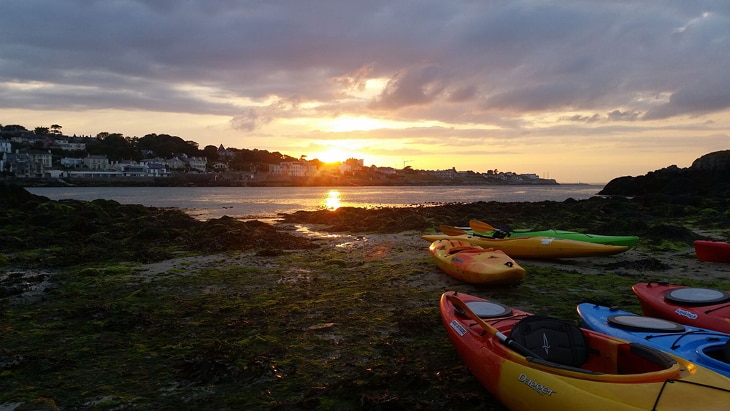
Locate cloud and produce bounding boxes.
[370,65,447,110]
[229,98,297,131]
[644,80,730,120]
[560,110,641,123]
[0,0,729,129]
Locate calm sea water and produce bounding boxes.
[26,185,604,220]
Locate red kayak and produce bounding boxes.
[633,282,730,333]
[694,240,730,263]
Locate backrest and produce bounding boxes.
[509,315,589,367]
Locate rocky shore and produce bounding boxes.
[1,172,729,409]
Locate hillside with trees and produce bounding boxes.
[1,123,300,167]
[0,123,557,186]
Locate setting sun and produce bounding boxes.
[308,139,369,164]
[313,147,349,163]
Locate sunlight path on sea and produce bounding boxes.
[27,184,603,221]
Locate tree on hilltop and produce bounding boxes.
[137,133,199,158]
[84,133,139,161]
[1,125,27,132]
[202,145,219,164]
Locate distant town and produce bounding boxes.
[0,123,558,187]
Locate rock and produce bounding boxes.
[0,182,46,208]
[599,150,730,199]
[691,150,730,171]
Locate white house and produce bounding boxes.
[165,157,186,170]
[0,139,11,154]
[60,157,85,168]
[272,161,317,177]
[84,154,109,170]
[186,156,207,172]
[0,138,11,172]
[145,162,168,177]
[56,141,86,151]
[26,149,53,169]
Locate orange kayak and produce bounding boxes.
[428,239,525,285]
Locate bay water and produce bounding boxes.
[26,184,604,221]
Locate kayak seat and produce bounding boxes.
[447,246,482,255]
[491,229,509,239]
[509,315,589,368]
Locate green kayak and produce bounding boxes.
[467,220,639,248]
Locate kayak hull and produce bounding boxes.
[441,292,730,411]
[694,240,730,263]
[577,303,730,377]
[422,234,628,259]
[472,228,639,248]
[633,282,730,334]
[428,239,525,285]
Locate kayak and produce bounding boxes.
[440,291,730,410]
[694,240,730,263]
[468,219,640,248]
[428,239,526,285]
[422,234,628,259]
[577,303,730,377]
[633,282,730,334]
[468,228,640,248]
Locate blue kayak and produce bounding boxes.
[577,303,730,378]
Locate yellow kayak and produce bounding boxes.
[423,234,628,259]
[429,239,526,285]
[441,291,730,410]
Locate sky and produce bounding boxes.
[1,1,729,184]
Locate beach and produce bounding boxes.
[3,187,730,410]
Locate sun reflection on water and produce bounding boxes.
[324,190,341,210]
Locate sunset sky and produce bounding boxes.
[1,1,729,184]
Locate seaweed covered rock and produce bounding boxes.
[0,182,47,207]
[0,184,317,268]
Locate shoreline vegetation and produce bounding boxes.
[2,152,730,410]
[4,170,561,188]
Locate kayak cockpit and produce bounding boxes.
[448,293,686,381]
[504,315,682,380]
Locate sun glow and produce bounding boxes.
[324,190,341,210]
[313,147,350,163]
[309,139,368,164]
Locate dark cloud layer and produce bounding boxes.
[1,0,729,128]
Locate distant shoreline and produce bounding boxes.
[7,175,564,188]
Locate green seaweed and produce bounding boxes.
[3,188,730,409]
